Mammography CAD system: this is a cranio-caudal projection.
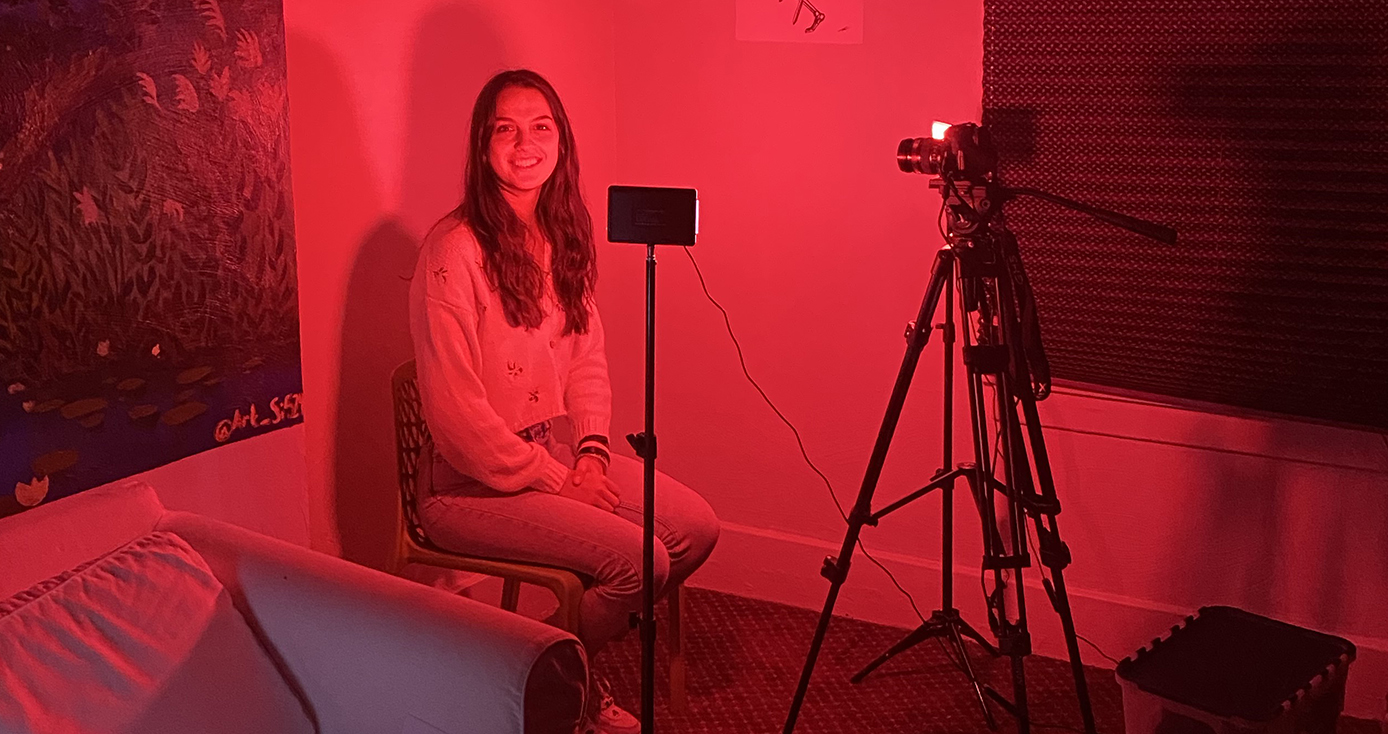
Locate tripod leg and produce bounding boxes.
[1016,392,1099,734]
[995,240,1098,734]
[851,611,997,730]
[850,621,941,684]
[947,620,999,730]
[954,615,1000,657]
[641,246,658,734]
[783,565,850,734]
[996,363,1047,734]
[1041,562,1097,733]
[960,351,1012,640]
[783,248,956,734]
[955,263,1046,734]
[1011,651,1030,734]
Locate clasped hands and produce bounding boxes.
[558,454,620,512]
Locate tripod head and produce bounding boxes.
[898,123,1178,400]
[900,122,1178,243]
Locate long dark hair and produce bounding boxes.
[457,69,596,334]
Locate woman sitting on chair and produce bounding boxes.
[408,69,720,734]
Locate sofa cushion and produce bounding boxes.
[0,531,315,734]
[0,480,165,600]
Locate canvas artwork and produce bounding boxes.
[0,0,302,517]
[736,0,865,44]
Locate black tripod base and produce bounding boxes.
[852,608,1001,730]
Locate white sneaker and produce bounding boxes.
[582,677,640,734]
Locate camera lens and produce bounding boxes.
[897,137,942,175]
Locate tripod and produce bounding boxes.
[783,175,1176,734]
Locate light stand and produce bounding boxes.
[606,184,699,734]
[625,243,659,734]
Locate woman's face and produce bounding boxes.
[488,86,560,196]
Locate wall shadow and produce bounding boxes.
[284,28,381,552]
[331,2,506,568]
[332,218,416,566]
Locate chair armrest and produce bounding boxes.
[405,544,585,632]
[158,512,586,734]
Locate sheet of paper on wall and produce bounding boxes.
[736,0,864,44]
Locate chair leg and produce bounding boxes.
[501,578,521,612]
[554,586,582,635]
[536,581,583,635]
[668,584,688,715]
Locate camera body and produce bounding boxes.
[897,123,998,183]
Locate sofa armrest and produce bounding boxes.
[157,512,586,734]
[0,480,165,598]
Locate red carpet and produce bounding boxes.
[594,588,1376,734]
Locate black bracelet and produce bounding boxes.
[577,444,611,466]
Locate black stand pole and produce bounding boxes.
[626,244,659,734]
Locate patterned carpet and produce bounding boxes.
[593,588,1376,734]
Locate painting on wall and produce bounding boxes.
[0,0,302,517]
[736,0,865,44]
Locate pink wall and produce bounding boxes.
[605,1,1388,716]
[128,426,310,546]
[205,0,1385,715]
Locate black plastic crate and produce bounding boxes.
[1117,606,1356,734]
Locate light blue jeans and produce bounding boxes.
[419,419,720,652]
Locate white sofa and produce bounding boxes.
[0,481,586,734]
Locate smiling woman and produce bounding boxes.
[406,69,720,734]
[457,71,594,335]
[488,87,560,198]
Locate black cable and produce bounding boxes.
[683,248,927,627]
[868,552,929,625]
[1078,634,1121,666]
[681,248,848,524]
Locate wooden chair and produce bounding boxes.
[390,359,688,713]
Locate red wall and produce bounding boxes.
[126,426,309,545]
[264,0,1385,715]
[609,2,1386,714]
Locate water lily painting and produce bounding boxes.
[0,0,302,517]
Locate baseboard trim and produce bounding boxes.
[689,521,1388,720]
